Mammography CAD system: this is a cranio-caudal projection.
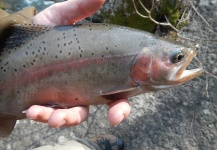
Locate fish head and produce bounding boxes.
[131,40,203,91]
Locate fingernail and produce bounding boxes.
[111,114,125,127]
[57,120,66,128]
[114,119,123,127]
[22,110,27,113]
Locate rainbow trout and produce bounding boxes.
[0,23,202,137]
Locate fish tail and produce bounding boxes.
[0,115,16,137]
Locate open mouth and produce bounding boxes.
[171,48,203,84]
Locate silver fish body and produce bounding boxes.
[0,24,202,136]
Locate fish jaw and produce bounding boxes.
[167,48,203,85]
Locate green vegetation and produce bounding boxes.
[101,0,188,33]
[157,0,188,28]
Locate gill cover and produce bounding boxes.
[131,48,154,91]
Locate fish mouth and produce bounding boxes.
[170,48,203,84]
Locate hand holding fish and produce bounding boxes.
[26,0,131,127]
[0,0,202,137]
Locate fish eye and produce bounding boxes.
[170,51,185,63]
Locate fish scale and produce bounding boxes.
[0,23,202,137]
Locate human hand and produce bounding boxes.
[26,0,131,128]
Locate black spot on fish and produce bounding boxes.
[80,54,82,58]
[89,28,92,31]
[57,38,60,41]
[32,51,35,55]
[63,32,66,35]
[42,41,46,44]
[92,52,94,56]
[4,69,6,72]
[14,69,17,72]
[55,55,58,59]
[44,47,46,51]
[78,46,81,50]
[64,36,66,39]
[33,59,36,62]
[31,62,34,65]
[106,47,108,50]
[77,41,79,44]
[64,43,66,46]
[17,90,20,94]
[42,52,45,55]
[68,52,71,55]
[38,49,40,52]
[75,98,78,100]
[102,55,104,58]
[74,34,76,36]
[60,50,62,53]
[58,44,60,47]
[23,65,26,68]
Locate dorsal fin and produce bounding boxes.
[2,24,53,52]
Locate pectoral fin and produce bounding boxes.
[0,116,16,137]
[101,86,141,100]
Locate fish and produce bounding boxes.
[0,23,202,137]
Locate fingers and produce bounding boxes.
[107,99,131,126]
[33,0,105,25]
[26,105,89,127]
[26,99,130,127]
[48,106,89,128]
[26,105,55,123]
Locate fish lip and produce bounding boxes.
[170,48,203,84]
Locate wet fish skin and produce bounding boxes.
[0,23,202,136]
